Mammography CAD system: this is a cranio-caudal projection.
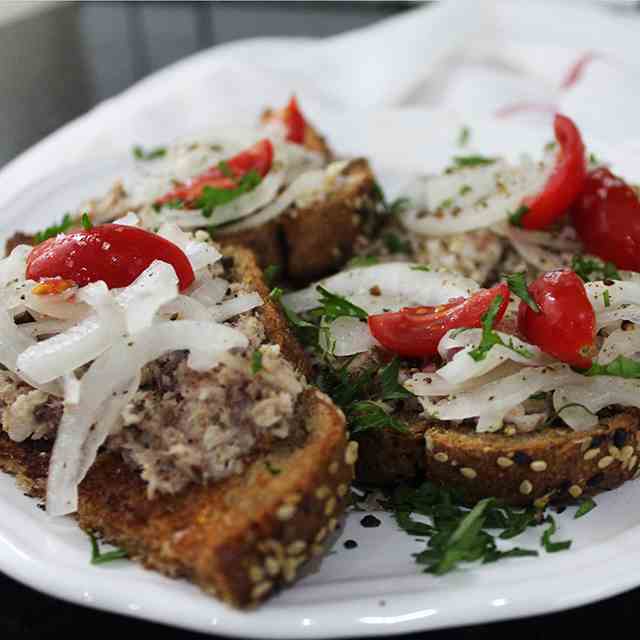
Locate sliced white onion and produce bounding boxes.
[217,169,326,235]
[596,305,640,329]
[63,372,81,405]
[586,280,640,312]
[46,319,248,516]
[553,376,640,431]
[210,292,263,322]
[18,319,75,339]
[428,365,581,433]
[597,327,640,364]
[189,277,228,306]
[436,328,550,385]
[494,222,581,251]
[324,316,377,356]
[113,212,140,226]
[20,284,89,321]
[0,245,30,286]
[401,158,552,237]
[185,240,221,272]
[507,237,566,272]
[156,221,191,249]
[282,263,479,316]
[159,295,211,321]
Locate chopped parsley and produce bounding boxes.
[263,264,281,287]
[346,255,379,268]
[544,141,557,152]
[251,350,263,374]
[603,289,611,308]
[505,272,539,312]
[132,145,166,161]
[316,286,368,322]
[574,497,597,519]
[379,357,414,401]
[81,212,93,230]
[438,197,454,210]
[34,213,73,244]
[468,295,532,362]
[571,255,620,282]
[508,204,529,227]
[88,532,128,565]
[265,461,281,476]
[218,160,233,178]
[198,170,262,219]
[540,515,572,552]
[390,483,542,575]
[411,265,431,272]
[457,125,471,147]
[383,232,411,255]
[459,184,472,196]
[452,155,497,168]
[389,197,410,216]
[349,400,408,434]
[585,355,640,379]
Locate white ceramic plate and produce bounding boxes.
[2,112,640,638]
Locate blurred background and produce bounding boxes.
[0,1,412,167]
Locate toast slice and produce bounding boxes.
[0,245,356,607]
[354,410,640,507]
[217,158,380,283]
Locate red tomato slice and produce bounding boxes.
[519,114,587,230]
[280,96,307,144]
[155,139,273,207]
[570,167,640,271]
[26,224,195,292]
[517,269,595,368]
[368,282,510,359]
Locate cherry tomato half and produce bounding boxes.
[26,224,195,292]
[570,167,640,272]
[517,269,595,368]
[155,138,273,207]
[520,114,587,230]
[368,282,510,359]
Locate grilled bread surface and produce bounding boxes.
[0,246,354,608]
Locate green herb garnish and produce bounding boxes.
[452,155,497,168]
[603,289,611,308]
[265,461,281,476]
[349,400,408,435]
[198,170,262,219]
[438,197,454,210]
[383,232,411,255]
[251,350,263,374]
[571,255,620,282]
[218,160,233,178]
[316,286,368,322]
[346,256,380,268]
[264,264,281,287]
[391,483,542,575]
[132,145,166,161]
[468,295,532,362]
[411,265,432,272]
[389,197,410,216]
[541,515,572,553]
[508,205,529,227]
[81,212,92,230]
[459,184,472,196]
[88,532,128,565]
[34,213,73,244]
[585,355,640,379]
[457,126,471,147]
[574,497,596,519]
[379,357,414,401]
[505,272,539,312]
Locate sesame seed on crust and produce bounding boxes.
[598,456,614,470]
[324,497,337,516]
[276,504,296,521]
[434,452,449,463]
[460,467,477,479]
[251,581,273,600]
[497,456,513,468]
[568,484,583,499]
[519,480,533,495]
[621,446,634,462]
[583,449,600,461]
[530,460,548,472]
[345,441,359,465]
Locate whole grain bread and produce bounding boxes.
[0,245,356,608]
[218,158,379,283]
[355,410,640,507]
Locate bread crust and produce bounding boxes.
[355,410,640,507]
[0,245,354,608]
[219,158,378,283]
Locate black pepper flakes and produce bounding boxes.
[360,514,382,528]
[613,429,628,448]
[513,451,532,466]
[343,539,358,549]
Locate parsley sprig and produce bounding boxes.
[198,170,262,219]
[132,145,166,161]
[505,272,539,312]
[585,355,640,379]
[34,213,73,244]
[452,155,497,168]
[468,295,532,362]
[390,482,578,575]
[316,286,368,322]
[88,532,128,565]
[571,255,620,282]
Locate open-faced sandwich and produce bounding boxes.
[8,98,380,285]
[277,114,640,509]
[0,216,357,607]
